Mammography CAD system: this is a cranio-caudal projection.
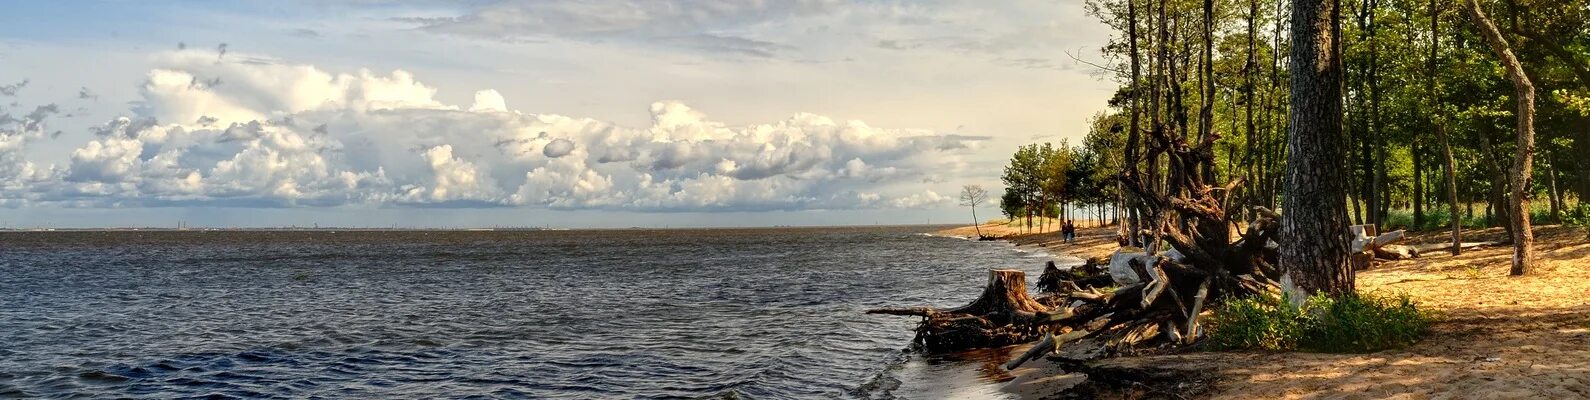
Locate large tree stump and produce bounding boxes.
[869,269,1059,352]
[955,269,1050,317]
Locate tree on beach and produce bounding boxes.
[1002,144,1044,233]
[959,184,990,237]
[1465,0,1536,275]
[1002,143,1078,234]
[1038,142,1072,230]
[1280,0,1353,294]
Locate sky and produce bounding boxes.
[0,0,1116,228]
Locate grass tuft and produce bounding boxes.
[1208,291,1435,353]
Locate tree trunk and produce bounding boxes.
[1363,139,1377,228]
[1547,159,1562,223]
[1199,0,1217,183]
[1414,142,1424,228]
[1282,0,1353,295]
[1366,0,1386,229]
[1439,125,1463,255]
[971,206,983,238]
[1467,0,1535,276]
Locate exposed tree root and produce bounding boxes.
[1045,358,1218,400]
[869,209,1286,362]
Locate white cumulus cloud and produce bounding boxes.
[1,50,983,211]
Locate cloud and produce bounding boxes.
[888,190,948,208]
[656,34,794,58]
[409,0,836,39]
[400,0,832,58]
[542,138,575,158]
[0,79,28,96]
[0,51,980,212]
[469,89,507,112]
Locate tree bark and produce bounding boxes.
[1282,0,1354,295]
[1200,0,1217,183]
[1414,142,1424,228]
[1439,125,1463,255]
[1244,0,1260,216]
[1547,158,1562,223]
[1466,0,1535,276]
[971,205,983,237]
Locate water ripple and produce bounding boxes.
[0,228,1045,399]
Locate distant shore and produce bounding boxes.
[931,222,1590,399]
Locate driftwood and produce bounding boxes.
[1038,260,1113,293]
[1043,358,1218,400]
[871,207,1286,366]
[1350,225,1418,269]
[1375,245,1419,260]
[868,269,1063,351]
[1003,329,1091,370]
[1412,240,1508,255]
[877,98,1293,366]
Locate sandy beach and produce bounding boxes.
[935,222,1590,399]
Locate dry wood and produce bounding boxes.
[1182,277,1211,344]
[1411,240,1508,255]
[1004,329,1091,370]
[867,269,1062,351]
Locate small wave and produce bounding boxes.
[852,349,912,399]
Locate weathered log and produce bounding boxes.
[1004,329,1090,370]
[1182,277,1210,344]
[1043,358,1218,400]
[1038,259,1114,294]
[1374,244,1419,260]
[876,209,1285,357]
[867,269,1055,352]
[1372,230,1406,249]
[1350,226,1415,267]
[1411,240,1508,255]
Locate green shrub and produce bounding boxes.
[1206,294,1303,351]
[1564,204,1590,226]
[1209,291,1435,353]
[1384,208,1492,231]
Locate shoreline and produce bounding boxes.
[929,222,1127,398]
[926,222,1590,399]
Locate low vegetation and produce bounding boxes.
[1208,292,1435,353]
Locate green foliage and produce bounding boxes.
[1209,292,1435,353]
[1564,203,1590,226]
[1566,204,1590,241]
[1302,292,1433,353]
[1529,208,1558,225]
[1385,208,1492,231]
[1077,0,1590,235]
[1207,294,1304,351]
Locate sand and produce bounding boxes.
[936,222,1590,399]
